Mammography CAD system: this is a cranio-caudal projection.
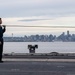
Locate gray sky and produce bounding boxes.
[0,0,75,36]
[0,0,75,17]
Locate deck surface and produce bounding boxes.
[0,58,75,75]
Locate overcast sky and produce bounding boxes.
[0,0,75,36]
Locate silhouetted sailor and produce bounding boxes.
[0,18,6,62]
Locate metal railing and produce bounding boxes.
[2,25,75,28]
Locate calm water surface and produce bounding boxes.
[3,42,75,53]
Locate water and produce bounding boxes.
[3,42,75,53]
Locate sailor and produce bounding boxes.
[0,18,6,62]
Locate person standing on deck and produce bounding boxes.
[0,18,6,62]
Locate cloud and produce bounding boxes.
[19,19,50,22]
[0,0,75,18]
[1,0,75,36]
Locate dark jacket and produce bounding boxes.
[0,26,6,41]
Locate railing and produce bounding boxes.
[2,25,75,28]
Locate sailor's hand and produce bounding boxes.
[0,42,2,45]
[2,25,6,28]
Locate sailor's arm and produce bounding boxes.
[2,25,6,33]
